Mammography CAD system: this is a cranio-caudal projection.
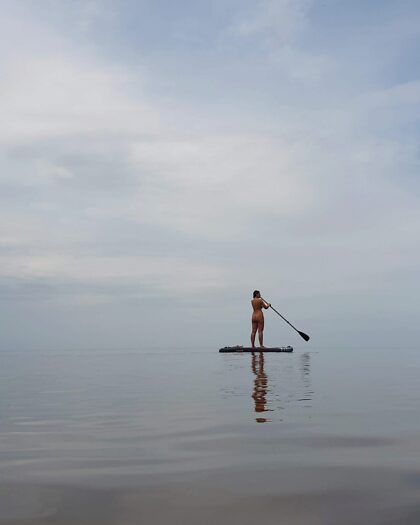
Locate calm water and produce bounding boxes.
[1,346,420,524]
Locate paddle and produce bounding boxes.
[261,298,310,342]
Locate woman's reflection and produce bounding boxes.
[245,351,313,423]
[251,352,272,423]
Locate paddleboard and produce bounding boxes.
[219,346,293,353]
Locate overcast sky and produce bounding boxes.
[1,0,419,351]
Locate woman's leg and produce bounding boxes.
[258,319,265,347]
[251,321,258,348]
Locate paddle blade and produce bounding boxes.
[298,331,310,342]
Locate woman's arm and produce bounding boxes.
[261,298,271,309]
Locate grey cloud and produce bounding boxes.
[0,0,419,350]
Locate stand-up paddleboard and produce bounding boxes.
[219,346,293,353]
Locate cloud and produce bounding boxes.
[0,6,316,248]
[0,0,419,348]
[0,58,158,148]
[128,134,314,237]
[0,253,229,294]
[233,0,311,43]
[231,0,332,81]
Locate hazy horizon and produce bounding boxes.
[1,0,419,351]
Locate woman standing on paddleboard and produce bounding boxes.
[251,290,270,348]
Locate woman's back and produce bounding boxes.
[251,298,264,312]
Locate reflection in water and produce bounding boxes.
[251,352,272,423]
[249,351,313,423]
[299,353,313,403]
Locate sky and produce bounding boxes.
[1,0,419,351]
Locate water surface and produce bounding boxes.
[1,346,420,524]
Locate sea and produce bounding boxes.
[1,345,420,524]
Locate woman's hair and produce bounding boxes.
[253,290,260,298]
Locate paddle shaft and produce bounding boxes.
[261,298,310,342]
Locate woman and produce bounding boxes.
[251,290,271,348]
